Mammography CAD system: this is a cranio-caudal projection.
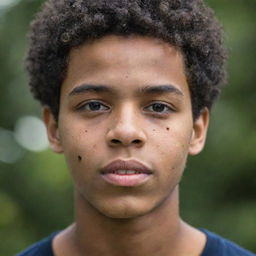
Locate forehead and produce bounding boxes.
[68,35,183,70]
[62,35,190,98]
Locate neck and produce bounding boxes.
[73,186,194,256]
[54,186,206,256]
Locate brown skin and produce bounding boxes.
[44,35,209,256]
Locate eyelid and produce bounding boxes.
[76,100,110,111]
[75,100,175,115]
[143,101,175,112]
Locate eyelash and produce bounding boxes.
[76,100,174,115]
[144,102,174,114]
[76,100,110,112]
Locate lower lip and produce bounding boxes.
[101,173,151,187]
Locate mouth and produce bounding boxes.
[100,159,153,187]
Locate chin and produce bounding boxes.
[101,208,148,219]
[95,198,155,220]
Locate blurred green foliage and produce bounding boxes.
[0,0,255,255]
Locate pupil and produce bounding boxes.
[153,103,164,112]
[89,102,101,110]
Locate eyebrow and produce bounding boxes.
[68,84,184,97]
[69,84,113,96]
[140,85,184,97]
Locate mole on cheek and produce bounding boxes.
[166,127,170,131]
[78,155,82,162]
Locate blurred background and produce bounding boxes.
[0,0,255,255]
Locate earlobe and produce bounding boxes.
[188,108,209,156]
[43,106,63,153]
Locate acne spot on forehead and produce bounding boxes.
[78,155,82,162]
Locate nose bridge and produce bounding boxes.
[106,102,146,147]
[115,102,138,128]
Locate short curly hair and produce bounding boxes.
[26,0,226,120]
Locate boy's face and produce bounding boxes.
[44,35,209,218]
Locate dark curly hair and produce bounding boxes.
[26,0,226,120]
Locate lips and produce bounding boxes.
[100,159,153,186]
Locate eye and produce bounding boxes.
[145,103,173,114]
[77,101,109,112]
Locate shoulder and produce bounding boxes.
[201,229,256,256]
[16,231,59,256]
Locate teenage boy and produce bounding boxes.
[17,0,255,255]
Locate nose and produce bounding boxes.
[106,105,146,148]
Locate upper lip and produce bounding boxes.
[101,159,153,174]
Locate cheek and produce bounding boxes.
[150,124,192,166]
[59,124,99,166]
[152,123,191,148]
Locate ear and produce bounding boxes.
[43,106,63,153]
[188,108,209,156]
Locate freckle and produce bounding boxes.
[153,129,156,132]
[78,155,82,162]
[166,127,170,131]
[85,130,88,133]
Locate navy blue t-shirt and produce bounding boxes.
[17,229,255,256]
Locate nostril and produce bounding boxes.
[133,139,141,144]
[111,139,121,144]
